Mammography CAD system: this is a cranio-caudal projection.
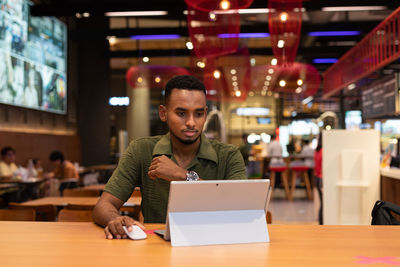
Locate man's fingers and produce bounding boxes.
[104,226,113,240]
[108,223,120,239]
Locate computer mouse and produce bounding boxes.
[122,225,147,240]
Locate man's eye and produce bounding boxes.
[196,112,204,117]
[177,112,185,117]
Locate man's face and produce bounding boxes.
[159,88,207,145]
[3,150,16,164]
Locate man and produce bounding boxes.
[267,134,283,165]
[0,146,17,179]
[45,151,79,195]
[93,75,246,239]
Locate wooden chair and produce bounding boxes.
[269,165,290,200]
[290,165,313,201]
[266,211,272,224]
[8,203,57,221]
[0,209,36,221]
[63,189,99,197]
[57,209,93,222]
[65,204,94,210]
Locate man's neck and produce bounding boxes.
[170,136,201,168]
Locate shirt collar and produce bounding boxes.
[152,132,218,164]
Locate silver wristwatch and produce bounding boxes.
[186,170,199,181]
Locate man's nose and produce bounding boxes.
[186,114,195,128]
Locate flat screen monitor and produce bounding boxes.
[0,0,67,114]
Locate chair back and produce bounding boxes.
[0,209,36,221]
[8,203,57,221]
[65,204,94,210]
[57,209,93,222]
[63,189,99,197]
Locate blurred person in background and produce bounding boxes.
[45,151,79,195]
[314,134,323,225]
[0,146,17,179]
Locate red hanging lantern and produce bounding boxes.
[185,0,253,12]
[252,62,320,97]
[268,0,303,65]
[187,4,240,58]
[126,65,190,88]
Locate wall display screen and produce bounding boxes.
[0,0,67,113]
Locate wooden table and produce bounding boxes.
[0,183,18,190]
[0,222,399,266]
[0,177,44,184]
[20,196,141,207]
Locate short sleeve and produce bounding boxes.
[104,140,140,202]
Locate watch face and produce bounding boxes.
[186,171,199,181]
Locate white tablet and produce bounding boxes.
[156,179,271,246]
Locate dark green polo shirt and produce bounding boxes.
[104,133,246,223]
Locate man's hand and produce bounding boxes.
[104,216,145,240]
[148,155,186,181]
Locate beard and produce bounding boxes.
[170,130,201,145]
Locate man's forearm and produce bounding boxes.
[93,200,121,227]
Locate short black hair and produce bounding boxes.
[1,146,15,157]
[303,139,310,145]
[164,75,206,104]
[49,151,64,162]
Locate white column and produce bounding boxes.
[127,79,150,142]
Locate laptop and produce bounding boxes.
[155,179,271,246]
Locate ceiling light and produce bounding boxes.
[82,12,90,18]
[209,11,217,21]
[267,91,272,96]
[235,90,241,97]
[313,58,338,64]
[233,81,238,86]
[277,40,285,48]
[296,87,302,94]
[250,58,256,66]
[249,91,255,96]
[214,8,270,14]
[348,83,356,90]
[232,76,237,81]
[186,41,194,50]
[107,36,117,46]
[271,58,277,65]
[261,91,267,96]
[155,76,161,83]
[130,34,181,40]
[197,61,206,68]
[230,69,236,75]
[220,0,231,10]
[75,12,82,18]
[213,70,221,79]
[105,11,168,17]
[264,81,269,86]
[280,12,288,22]
[142,57,149,63]
[263,86,268,90]
[297,79,303,86]
[266,76,272,81]
[322,6,386,12]
[218,33,270,38]
[308,31,361,37]
[279,80,286,87]
[268,68,274,74]
[274,93,279,98]
[302,96,313,105]
[137,77,143,84]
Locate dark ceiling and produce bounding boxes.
[30,0,399,72]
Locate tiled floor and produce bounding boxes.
[269,187,319,225]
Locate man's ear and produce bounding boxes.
[159,105,167,122]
